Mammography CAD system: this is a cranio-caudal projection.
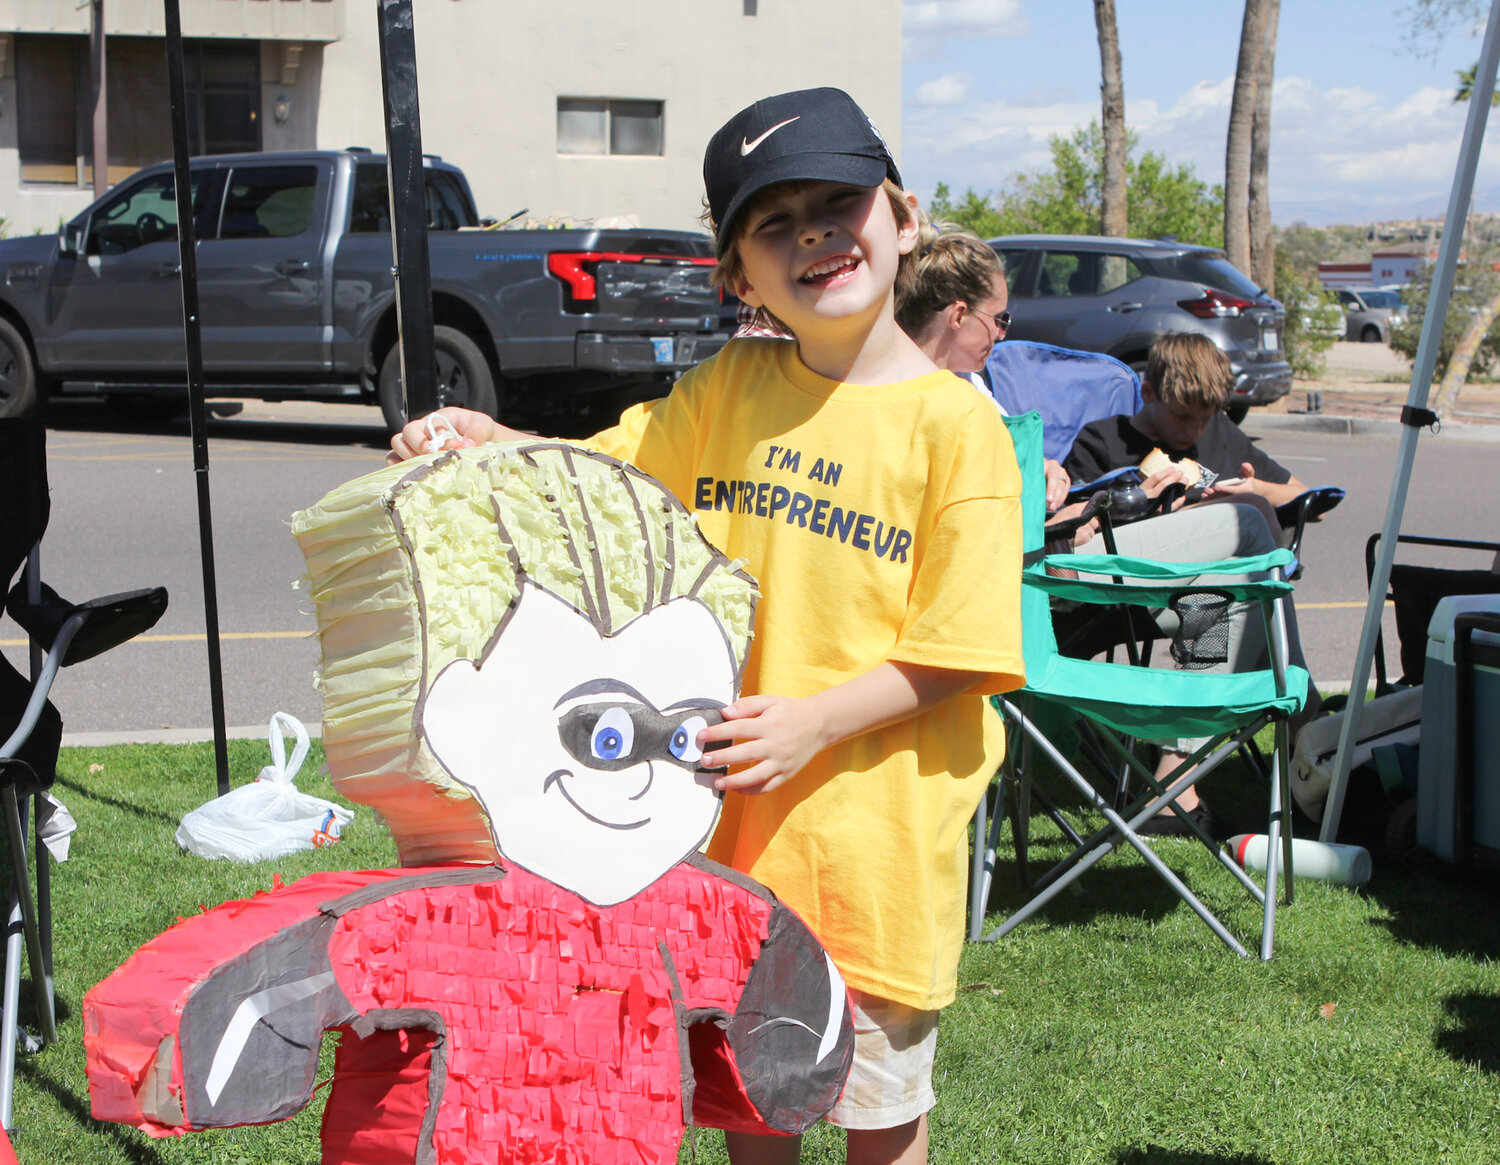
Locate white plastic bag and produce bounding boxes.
[176,712,354,861]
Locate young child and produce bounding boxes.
[390,87,1024,1165]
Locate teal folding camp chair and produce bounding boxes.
[968,411,1307,959]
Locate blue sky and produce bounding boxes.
[901,1,1500,225]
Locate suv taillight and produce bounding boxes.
[546,252,717,304]
[1177,288,1256,318]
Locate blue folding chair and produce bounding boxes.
[983,341,1141,464]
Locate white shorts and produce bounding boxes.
[824,990,940,1131]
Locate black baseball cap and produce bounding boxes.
[704,88,902,256]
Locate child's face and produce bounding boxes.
[1138,383,1217,451]
[421,586,736,906]
[730,180,919,338]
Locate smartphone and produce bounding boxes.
[1212,477,1245,488]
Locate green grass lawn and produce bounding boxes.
[4,741,1499,1164]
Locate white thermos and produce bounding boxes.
[1228,833,1372,886]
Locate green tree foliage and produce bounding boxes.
[1273,222,1376,276]
[1389,254,1500,380]
[1455,62,1500,105]
[928,124,1223,246]
[1273,253,1342,378]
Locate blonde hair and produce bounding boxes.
[293,444,758,864]
[894,223,1005,336]
[704,178,919,336]
[1145,333,1233,412]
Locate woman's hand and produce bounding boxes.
[1043,459,1072,512]
[696,694,828,796]
[1043,500,1099,548]
[387,407,517,464]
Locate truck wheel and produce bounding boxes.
[1226,402,1249,424]
[0,318,42,419]
[378,326,498,432]
[1361,324,1382,344]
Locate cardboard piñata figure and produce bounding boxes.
[85,444,854,1164]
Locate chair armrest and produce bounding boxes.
[1026,549,1296,608]
[1275,486,1346,564]
[6,579,168,667]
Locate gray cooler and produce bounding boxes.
[1417,594,1500,865]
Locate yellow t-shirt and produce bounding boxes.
[588,338,1024,1009]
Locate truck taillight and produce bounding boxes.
[1177,288,1257,318]
[546,252,717,303]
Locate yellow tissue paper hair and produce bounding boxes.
[291,442,757,865]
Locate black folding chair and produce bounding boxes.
[0,418,168,1130]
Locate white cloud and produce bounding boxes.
[914,72,972,105]
[903,0,1031,60]
[901,73,1500,225]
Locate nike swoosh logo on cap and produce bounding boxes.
[741,116,800,156]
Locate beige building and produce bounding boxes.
[0,0,901,238]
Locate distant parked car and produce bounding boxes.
[989,234,1292,421]
[1336,287,1406,343]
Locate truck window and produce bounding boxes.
[350,163,478,232]
[85,171,208,256]
[219,165,319,239]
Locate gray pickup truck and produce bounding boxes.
[0,149,733,430]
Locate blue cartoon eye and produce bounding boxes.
[591,707,634,763]
[669,715,708,764]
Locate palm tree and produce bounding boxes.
[1225,0,1275,276]
[1248,0,1280,294]
[1094,0,1128,237]
[1436,56,1500,416]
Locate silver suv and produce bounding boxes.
[1336,287,1405,343]
[989,235,1292,419]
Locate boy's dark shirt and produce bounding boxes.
[1063,412,1291,489]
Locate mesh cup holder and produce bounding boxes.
[1169,589,1233,670]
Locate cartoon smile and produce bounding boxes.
[544,767,652,831]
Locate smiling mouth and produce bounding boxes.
[800,255,859,285]
[544,768,651,831]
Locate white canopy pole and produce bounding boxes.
[1320,0,1500,842]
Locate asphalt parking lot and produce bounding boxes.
[3,390,1497,742]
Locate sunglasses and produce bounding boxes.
[961,304,1012,334]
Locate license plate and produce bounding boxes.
[1260,327,1278,351]
[651,337,675,363]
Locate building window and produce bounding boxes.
[557,98,663,157]
[14,34,260,187]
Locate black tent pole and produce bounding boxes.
[376,0,439,420]
[162,0,231,796]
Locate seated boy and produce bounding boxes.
[1064,332,1307,514]
[1058,334,1316,836]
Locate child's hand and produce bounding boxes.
[696,694,827,796]
[1140,465,1191,498]
[1203,463,1258,498]
[387,407,509,465]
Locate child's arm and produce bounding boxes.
[385,406,527,464]
[1202,461,1308,507]
[697,661,981,795]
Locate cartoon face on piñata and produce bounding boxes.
[293,443,758,899]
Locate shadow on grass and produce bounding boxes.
[1435,991,1500,1075]
[15,1060,168,1165]
[984,861,1181,927]
[51,774,179,827]
[1115,1151,1279,1165]
[1364,866,1500,961]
